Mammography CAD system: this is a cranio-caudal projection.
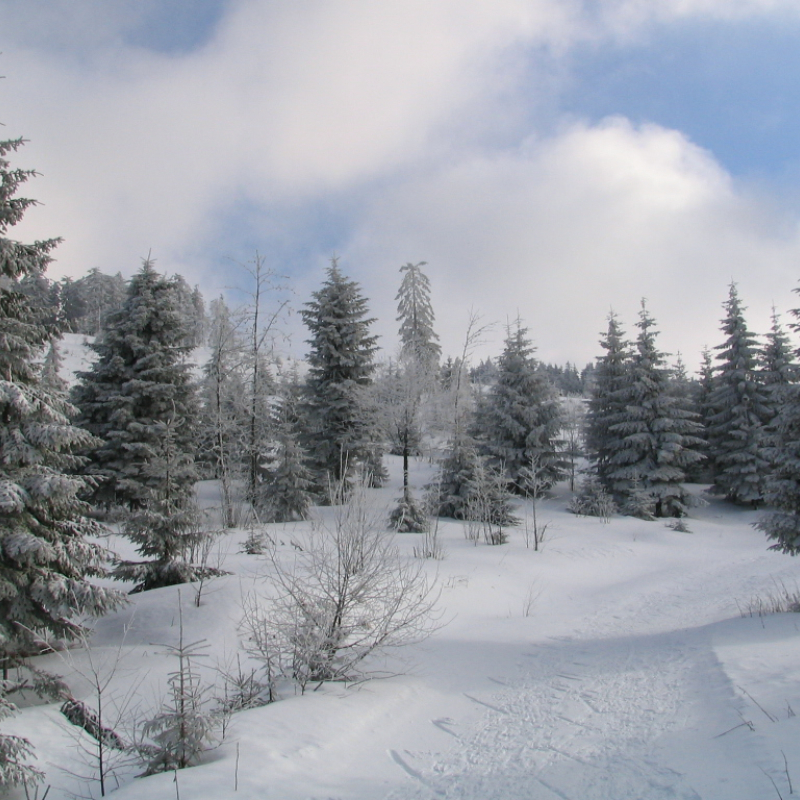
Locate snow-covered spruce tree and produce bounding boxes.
[384,262,441,529]
[605,302,705,517]
[41,337,68,394]
[73,259,199,510]
[756,292,800,553]
[254,371,314,523]
[705,283,771,505]
[584,311,632,489]
[474,321,564,493]
[300,260,380,498]
[0,137,123,787]
[396,261,441,372]
[761,309,798,422]
[112,412,222,593]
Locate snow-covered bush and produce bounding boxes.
[568,476,617,521]
[242,491,439,693]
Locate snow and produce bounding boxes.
[8,456,800,799]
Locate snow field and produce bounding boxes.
[7,455,800,799]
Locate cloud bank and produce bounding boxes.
[2,0,800,368]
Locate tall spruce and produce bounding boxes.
[761,309,798,418]
[0,138,123,788]
[391,261,440,509]
[585,312,632,488]
[72,260,199,510]
[605,302,704,517]
[756,289,800,555]
[300,260,380,495]
[474,321,564,493]
[396,261,441,371]
[255,370,313,522]
[705,283,770,505]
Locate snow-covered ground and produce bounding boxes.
[7,452,800,800]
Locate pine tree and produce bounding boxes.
[0,138,123,787]
[300,260,380,495]
[706,283,771,505]
[756,300,800,552]
[761,309,798,420]
[112,412,214,592]
[41,337,68,393]
[255,374,313,523]
[73,260,199,510]
[605,302,705,517]
[393,262,440,504]
[431,436,481,520]
[396,261,441,371]
[585,312,632,488]
[474,321,564,492]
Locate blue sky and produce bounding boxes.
[4,0,800,369]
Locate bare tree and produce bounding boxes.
[242,488,440,693]
[519,454,551,551]
[560,398,586,493]
[55,631,142,798]
[231,253,290,509]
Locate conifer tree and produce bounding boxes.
[73,260,199,509]
[605,302,704,517]
[300,260,380,495]
[0,137,123,787]
[474,321,564,492]
[255,371,313,523]
[756,289,800,555]
[761,309,798,418]
[585,312,632,488]
[41,337,68,393]
[396,261,441,371]
[112,412,213,592]
[705,283,770,505]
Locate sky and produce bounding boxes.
[4,0,800,370]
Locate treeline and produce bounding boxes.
[19,264,207,344]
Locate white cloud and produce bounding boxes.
[3,1,800,371]
[2,0,585,278]
[345,118,800,369]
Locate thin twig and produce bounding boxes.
[783,750,793,795]
[713,720,754,738]
[738,685,777,722]
[761,766,784,800]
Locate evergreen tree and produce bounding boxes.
[474,321,564,492]
[605,302,704,517]
[72,260,199,509]
[255,373,313,523]
[300,260,380,495]
[756,303,800,552]
[396,261,441,371]
[62,268,126,335]
[112,412,214,592]
[705,283,771,505]
[40,337,68,394]
[0,137,123,788]
[761,309,798,418]
[585,312,632,488]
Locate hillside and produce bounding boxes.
[5,454,800,800]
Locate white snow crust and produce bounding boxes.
[7,453,800,800]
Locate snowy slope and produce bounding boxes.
[6,456,800,800]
